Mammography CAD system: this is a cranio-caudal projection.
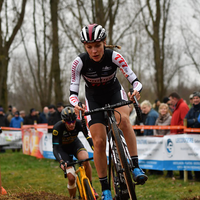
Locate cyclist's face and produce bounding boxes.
[84,41,105,62]
[65,120,76,131]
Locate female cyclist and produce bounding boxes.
[69,24,148,200]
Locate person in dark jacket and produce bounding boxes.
[48,105,60,133]
[0,107,9,127]
[185,91,200,181]
[39,106,49,124]
[23,108,39,125]
[185,91,200,129]
[56,103,64,121]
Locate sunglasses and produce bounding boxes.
[65,120,76,124]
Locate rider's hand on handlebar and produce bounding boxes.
[128,89,140,102]
[60,160,67,171]
[74,103,86,117]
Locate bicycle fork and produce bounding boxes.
[76,166,96,200]
[108,130,130,199]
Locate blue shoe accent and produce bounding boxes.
[101,190,112,200]
[132,168,148,185]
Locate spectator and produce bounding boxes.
[24,108,39,125]
[39,106,49,124]
[169,92,192,180]
[188,94,194,109]
[185,91,200,181]
[154,103,172,136]
[169,92,189,134]
[141,100,159,136]
[134,112,147,136]
[0,107,9,127]
[9,111,23,128]
[56,102,64,120]
[141,100,159,175]
[153,99,161,112]
[20,110,28,124]
[185,92,200,129]
[153,103,172,177]
[5,105,12,119]
[48,105,60,133]
[162,96,173,115]
[7,106,17,124]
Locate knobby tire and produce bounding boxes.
[111,152,129,200]
[111,122,137,200]
[83,179,95,200]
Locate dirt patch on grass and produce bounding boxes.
[0,191,72,200]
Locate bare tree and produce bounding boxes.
[0,0,27,110]
[19,0,54,109]
[50,0,63,104]
[181,0,200,75]
[136,0,172,100]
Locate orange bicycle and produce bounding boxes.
[65,157,96,200]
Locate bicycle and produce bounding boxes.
[84,95,143,200]
[64,157,96,200]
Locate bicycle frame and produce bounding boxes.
[66,158,96,200]
[85,100,137,200]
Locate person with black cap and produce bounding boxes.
[9,111,23,128]
[23,108,39,125]
[163,96,173,115]
[56,103,64,120]
[185,91,200,129]
[185,91,200,181]
[0,107,9,127]
[48,105,60,133]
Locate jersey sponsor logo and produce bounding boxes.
[53,130,59,136]
[71,60,79,82]
[102,66,112,71]
[83,73,115,86]
[115,54,128,68]
[119,67,129,78]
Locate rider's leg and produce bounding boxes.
[115,105,137,156]
[67,167,77,198]
[89,123,110,191]
[115,105,148,184]
[77,150,92,182]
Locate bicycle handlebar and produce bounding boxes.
[84,89,143,122]
[67,157,94,167]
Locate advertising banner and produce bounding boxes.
[137,134,200,171]
[162,134,200,171]
[0,130,22,149]
[22,125,47,158]
[136,136,164,170]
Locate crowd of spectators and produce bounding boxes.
[131,91,200,181]
[0,103,65,129]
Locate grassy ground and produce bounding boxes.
[0,150,200,199]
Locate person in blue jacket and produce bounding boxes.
[9,111,23,128]
[141,100,159,136]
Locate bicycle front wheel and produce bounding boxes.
[83,179,95,200]
[111,122,137,200]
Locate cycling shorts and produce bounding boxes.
[85,85,128,127]
[57,138,87,163]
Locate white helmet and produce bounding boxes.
[80,24,107,43]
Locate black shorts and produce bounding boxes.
[57,138,87,163]
[85,85,128,127]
